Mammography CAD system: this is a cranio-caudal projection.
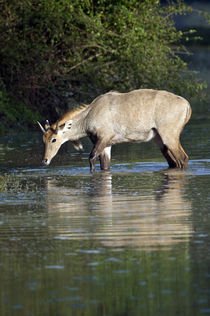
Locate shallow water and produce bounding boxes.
[0,118,210,315]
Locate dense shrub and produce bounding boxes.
[0,0,208,130]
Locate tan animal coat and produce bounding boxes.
[38,89,191,171]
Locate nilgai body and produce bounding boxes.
[38,89,192,171]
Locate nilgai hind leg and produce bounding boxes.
[154,131,189,169]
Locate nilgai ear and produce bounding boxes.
[63,120,73,132]
[45,120,50,130]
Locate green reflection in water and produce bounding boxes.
[0,239,193,315]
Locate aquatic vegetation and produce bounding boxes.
[0,174,40,193]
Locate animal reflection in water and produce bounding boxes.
[45,170,193,250]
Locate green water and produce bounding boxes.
[0,118,209,316]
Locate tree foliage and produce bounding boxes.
[0,0,208,129]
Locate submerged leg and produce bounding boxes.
[99,146,112,170]
[154,132,188,169]
[89,152,97,172]
[178,143,189,168]
[167,146,188,169]
[89,136,113,172]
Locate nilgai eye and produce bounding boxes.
[52,139,56,143]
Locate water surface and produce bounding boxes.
[0,118,209,315]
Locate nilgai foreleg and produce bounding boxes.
[99,146,112,170]
[89,136,113,172]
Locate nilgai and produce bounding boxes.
[38,89,191,171]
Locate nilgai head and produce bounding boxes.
[37,119,83,165]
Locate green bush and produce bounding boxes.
[0,87,40,133]
[0,0,209,129]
